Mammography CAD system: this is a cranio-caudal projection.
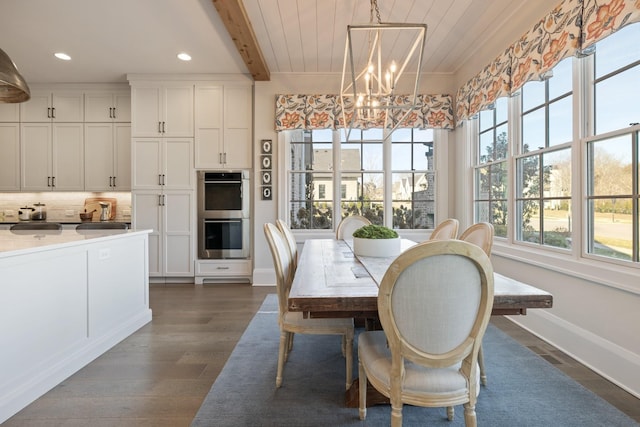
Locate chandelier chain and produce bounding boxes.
[370,0,382,24]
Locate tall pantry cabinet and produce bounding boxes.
[130,80,195,279]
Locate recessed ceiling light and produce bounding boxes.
[177,52,192,61]
[54,52,71,61]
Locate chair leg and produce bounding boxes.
[284,332,294,362]
[463,403,477,427]
[478,345,487,386]
[447,406,455,421]
[344,332,353,390]
[390,401,403,427]
[358,360,367,420]
[276,330,287,388]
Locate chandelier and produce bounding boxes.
[340,0,426,140]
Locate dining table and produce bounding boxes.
[288,238,553,319]
[287,238,554,407]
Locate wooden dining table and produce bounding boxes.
[287,238,553,407]
[288,238,553,319]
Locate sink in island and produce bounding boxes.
[0,228,152,423]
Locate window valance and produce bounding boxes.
[456,0,640,122]
[275,93,454,132]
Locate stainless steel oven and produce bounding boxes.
[197,171,250,259]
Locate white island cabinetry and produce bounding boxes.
[0,230,152,424]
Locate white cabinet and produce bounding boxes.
[20,90,84,122]
[20,123,84,191]
[132,190,194,277]
[195,84,252,169]
[131,84,193,137]
[132,137,194,278]
[132,138,193,190]
[0,103,19,122]
[0,123,20,191]
[85,91,131,122]
[85,123,131,191]
[195,259,252,284]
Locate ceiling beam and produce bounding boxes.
[212,0,270,81]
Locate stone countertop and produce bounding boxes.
[0,220,131,225]
[0,228,150,257]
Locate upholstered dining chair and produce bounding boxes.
[358,240,494,426]
[428,218,459,241]
[459,222,494,385]
[263,223,354,390]
[335,215,371,240]
[276,219,298,281]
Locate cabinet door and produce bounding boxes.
[131,138,162,189]
[0,124,20,190]
[223,85,252,169]
[20,91,52,122]
[163,85,193,137]
[163,191,194,276]
[113,124,131,190]
[84,123,115,190]
[0,103,19,122]
[21,123,52,190]
[131,86,162,136]
[51,91,84,122]
[195,85,223,169]
[85,92,131,122]
[132,191,163,276]
[163,138,194,190]
[52,123,84,190]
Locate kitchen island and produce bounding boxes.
[0,228,152,423]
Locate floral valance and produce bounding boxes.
[275,93,455,132]
[456,0,640,122]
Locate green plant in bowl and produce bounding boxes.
[352,224,399,239]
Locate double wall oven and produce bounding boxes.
[197,171,250,259]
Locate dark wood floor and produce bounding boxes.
[5,284,640,426]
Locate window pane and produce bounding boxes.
[413,142,433,170]
[548,95,573,146]
[595,24,640,78]
[475,166,491,200]
[517,155,541,198]
[288,172,333,229]
[491,201,508,238]
[312,128,333,142]
[495,96,508,124]
[548,57,573,99]
[413,128,433,141]
[362,128,383,140]
[491,162,508,199]
[542,200,572,249]
[392,143,412,170]
[362,143,383,170]
[494,125,508,160]
[479,130,494,163]
[518,200,541,243]
[522,107,545,151]
[543,149,571,196]
[341,145,362,170]
[595,65,640,134]
[588,199,633,260]
[391,128,411,142]
[589,135,632,196]
[312,144,333,170]
[479,108,494,132]
[522,80,545,111]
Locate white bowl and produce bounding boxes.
[353,237,401,257]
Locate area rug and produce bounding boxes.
[192,294,637,427]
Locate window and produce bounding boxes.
[285,127,438,230]
[474,96,508,237]
[391,128,435,229]
[516,57,573,249]
[586,24,640,262]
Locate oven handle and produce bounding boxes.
[203,218,243,223]
[203,180,242,184]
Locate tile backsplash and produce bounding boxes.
[0,192,131,223]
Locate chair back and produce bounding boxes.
[377,240,494,375]
[459,222,494,256]
[428,218,459,241]
[276,219,298,275]
[336,215,371,240]
[263,223,293,320]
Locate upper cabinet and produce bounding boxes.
[20,90,84,122]
[131,83,193,137]
[0,103,19,122]
[195,83,252,170]
[85,91,131,122]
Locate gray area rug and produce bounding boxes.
[192,294,637,427]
